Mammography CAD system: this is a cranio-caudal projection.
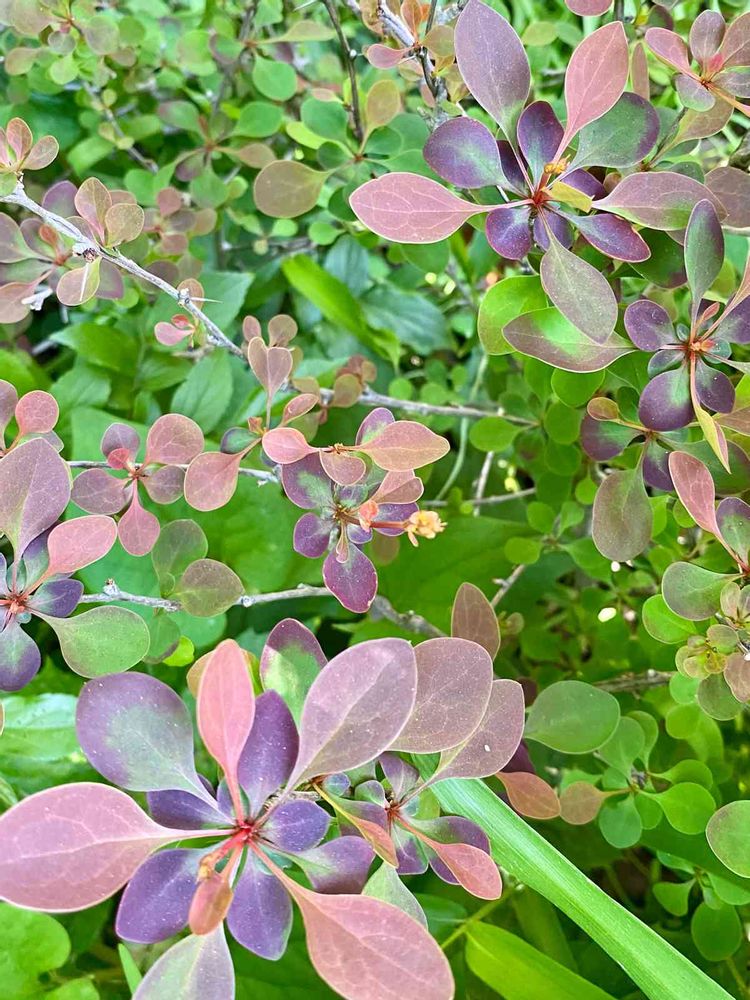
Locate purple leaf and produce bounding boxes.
[676,75,715,111]
[281,453,334,509]
[197,639,255,819]
[592,469,652,561]
[624,300,676,351]
[485,205,532,260]
[581,414,638,461]
[144,413,204,465]
[451,582,500,659]
[76,673,213,800]
[350,173,487,243]
[435,678,525,780]
[645,27,692,73]
[719,11,750,68]
[226,853,292,959]
[148,786,230,830]
[323,544,377,613]
[292,513,331,559]
[356,407,395,446]
[540,234,618,344]
[517,102,563,183]
[454,0,530,140]
[27,578,84,617]
[322,789,398,865]
[101,422,139,459]
[71,468,128,515]
[685,199,724,315]
[116,848,203,943]
[0,783,197,911]
[639,367,693,431]
[573,213,650,263]
[594,172,726,230]
[691,11,726,65]
[261,800,330,852]
[497,141,527,193]
[391,637,493,753]
[259,620,326,724]
[569,93,660,170]
[132,927,234,1000]
[706,166,750,229]
[423,117,505,189]
[533,209,573,251]
[695,359,734,413]
[0,620,41,691]
[0,438,70,557]
[560,22,629,149]
[505,308,633,373]
[287,637,417,787]
[294,836,375,894]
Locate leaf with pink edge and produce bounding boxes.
[259,618,327,722]
[592,468,652,561]
[453,0,530,140]
[423,118,505,189]
[560,22,629,148]
[0,438,70,556]
[435,679,525,780]
[350,173,486,244]
[197,639,255,817]
[14,390,58,436]
[76,672,211,796]
[144,413,204,465]
[0,784,192,911]
[287,637,417,787]
[594,172,726,230]
[358,421,449,471]
[184,451,244,511]
[133,927,235,1000]
[247,338,293,401]
[118,492,160,556]
[412,829,502,899]
[505,308,633,373]
[662,563,735,620]
[391,637,493,754]
[44,515,117,576]
[667,452,719,536]
[451,582,500,658]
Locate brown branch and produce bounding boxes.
[322,0,364,143]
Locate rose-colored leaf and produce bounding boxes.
[566,0,611,14]
[288,638,417,787]
[248,338,293,400]
[46,515,117,576]
[263,427,316,465]
[118,491,160,556]
[436,679,525,780]
[391,637,493,754]
[350,173,486,244]
[561,22,629,148]
[0,438,70,556]
[454,0,530,140]
[645,28,692,73]
[198,639,255,818]
[668,452,719,536]
[559,781,607,825]
[71,468,127,515]
[418,835,502,899]
[594,172,725,230]
[133,927,235,1000]
[0,784,189,911]
[451,582,500,658]
[74,177,111,237]
[359,421,449,471]
[104,202,144,246]
[706,166,750,229]
[56,259,101,306]
[366,44,408,69]
[184,451,243,512]
[24,134,59,170]
[14,390,58,435]
[497,771,561,819]
[145,413,204,465]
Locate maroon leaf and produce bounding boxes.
[560,22,629,149]
[668,452,719,536]
[145,414,204,465]
[435,679,525,780]
[451,582,500,658]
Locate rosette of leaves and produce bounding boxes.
[0,179,128,323]
[0,118,58,196]
[158,102,267,182]
[0,380,61,455]
[146,519,243,662]
[143,186,216,257]
[278,408,448,612]
[0,629,526,999]
[646,11,750,115]
[71,414,204,556]
[623,200,750,469]
[0,438,149,689]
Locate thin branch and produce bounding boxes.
[323,0,364,143]
[474,451,494,515]
[595,670,673,693]
[425,0,439,32]
[429,488,535,508]
[491,564,525,606]
[354,389,534,425]
[212,0,261,113]
[66,459,278,484]
[370,595,445,637]
[82,83,158,173]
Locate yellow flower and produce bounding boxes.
[405,510,446,547]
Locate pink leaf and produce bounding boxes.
[262,427,316,465]
[280,874,454,1000]
[561,22,629,149]
[197,639,255,820]
[497,771,561,820]
[45,514,117,576]
[645,27,693,74]
[350,173,487,244]
[184,451,243,512]
[451,583,500,659]
[320,450,366,486]
[145,413,204,465]
[668,451,719,536]
[358,421,450,471]
[0,784,189,911]
[366,44,408,69]
[391,637,493,753]
[133,928,235,1000]
[436,679,525,780]
[419,836,502,900]
[247,338,293,400]
[566,0,611,14]
[14,390,58,435]
[288,638,418,788]
[118,490,160,556]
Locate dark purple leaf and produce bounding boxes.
[695,360,734,413]
[485,205,532,260]
[423,117,504,189]
[261,800,330,852]
[573,213,650,263]
[691,10,725,65]
[0,620,41,691]
[294,836,375,894]
[227,853,293,959]
[639,367,693,431]
[624,300,676,351]
[569,93,659,169]
[147,786,230,830]
[323,544,377,613]
[0,438,70,557]
[27,578,83,618]
[580,414,639,461]
[517,102,563,183]
[281,453,334,509]
[116,848,203,943]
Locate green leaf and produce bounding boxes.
[707,800,750,876]
[478,275,548,355]
[430,778,733,1000]
[642,595,696,644]
[691,902,742,962]
[592,468,652,561]
[466,922,615,1000]
[252,55,297,101]
[649,783,716,835]
[172,350,233,433]
[38,607,150,678]
[525,680,620,753]
[0,902,71,996]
